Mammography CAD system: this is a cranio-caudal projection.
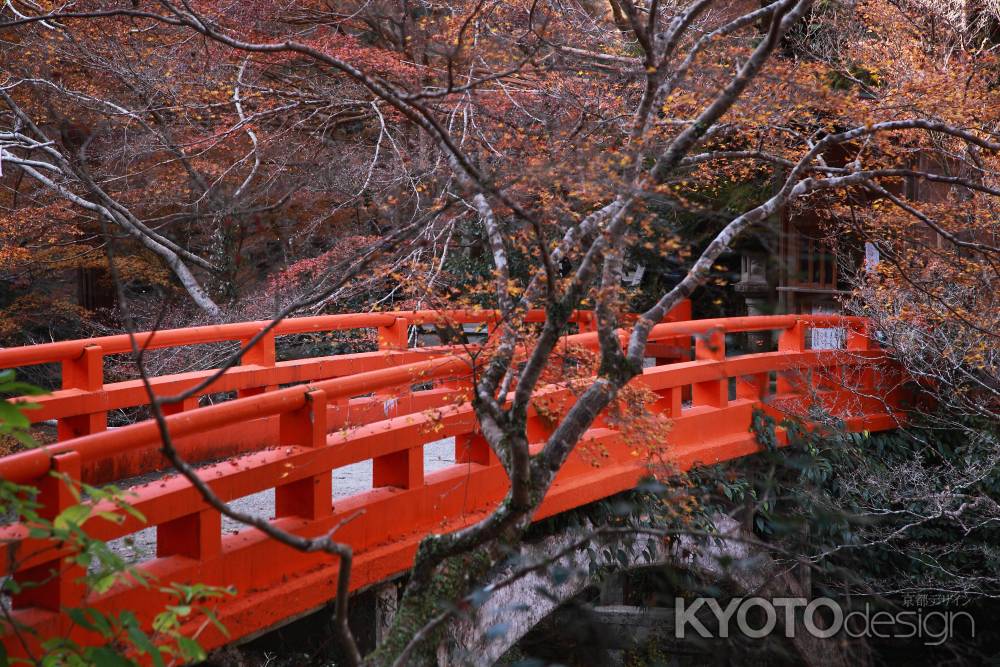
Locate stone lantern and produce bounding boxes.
[734,251,772,350]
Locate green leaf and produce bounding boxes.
[168,605,192,618]
[175,636,205,662]
[0,370,47,396]
[117,503,146,525]
[84,646,135,667]
[90,573,118,595]
[53,505,90,531]
[125,625,163,667]
[151,612,176,635]
[201,609,229,638]
[66,608,100,633]
[0,403,30,429]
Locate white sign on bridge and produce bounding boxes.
[811,305,845,350]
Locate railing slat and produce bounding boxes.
[776,321,807,394]
[58,345,106,440]
[157,509,221,560]
[692,329,727,408]
[276,389,331,520]
[455,432,498,466]
[13,452,84,611]
[377,316,409,350]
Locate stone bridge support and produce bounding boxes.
[438,516,867,667]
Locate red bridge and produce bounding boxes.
[0,306,906,659]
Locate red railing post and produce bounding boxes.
[242,330,277,366]
[845,320,877,391]
[238,331,276,399]
[275,390,331,520]
[657,299,693,366]
[777,321,807,394]
[666,299,692,322]
[14,452,85,611]
[846,320,875,352]
[455,431,499,466]
[374,317,411,424]
[378,317,409,350]
[373,315,422,488]
[778,320,807,352]
[159,403,218,559]
[736,373,770,401]
[157,509,221,560]
[692,329,727,408]
[653,386,683,418]
[373,447,424,489]
[58,345,105,440]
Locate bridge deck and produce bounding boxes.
[0,308,905,659]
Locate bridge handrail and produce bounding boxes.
[0,314,871,484]
[0,348,888,556]
[1,305,691,461]
[0,309,591,368]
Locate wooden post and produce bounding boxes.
[375,317,410,426]
[455,431,498,466]
[157,509,222,560]
[58,345,105,440]
[378,317,409,350]
[373,447,423,489]
[161,397,199,416]
[777,321,806,394]
[238,331,276,399]
[736,373,770,401]
[14,452,85,611]
[692,329,727,408]
[372,317,424,489]
[652,386,682,418]
[275,390,331,520]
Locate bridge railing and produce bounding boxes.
[0,309,575,437]
[3,307,692,483]
[0,313,901,657]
